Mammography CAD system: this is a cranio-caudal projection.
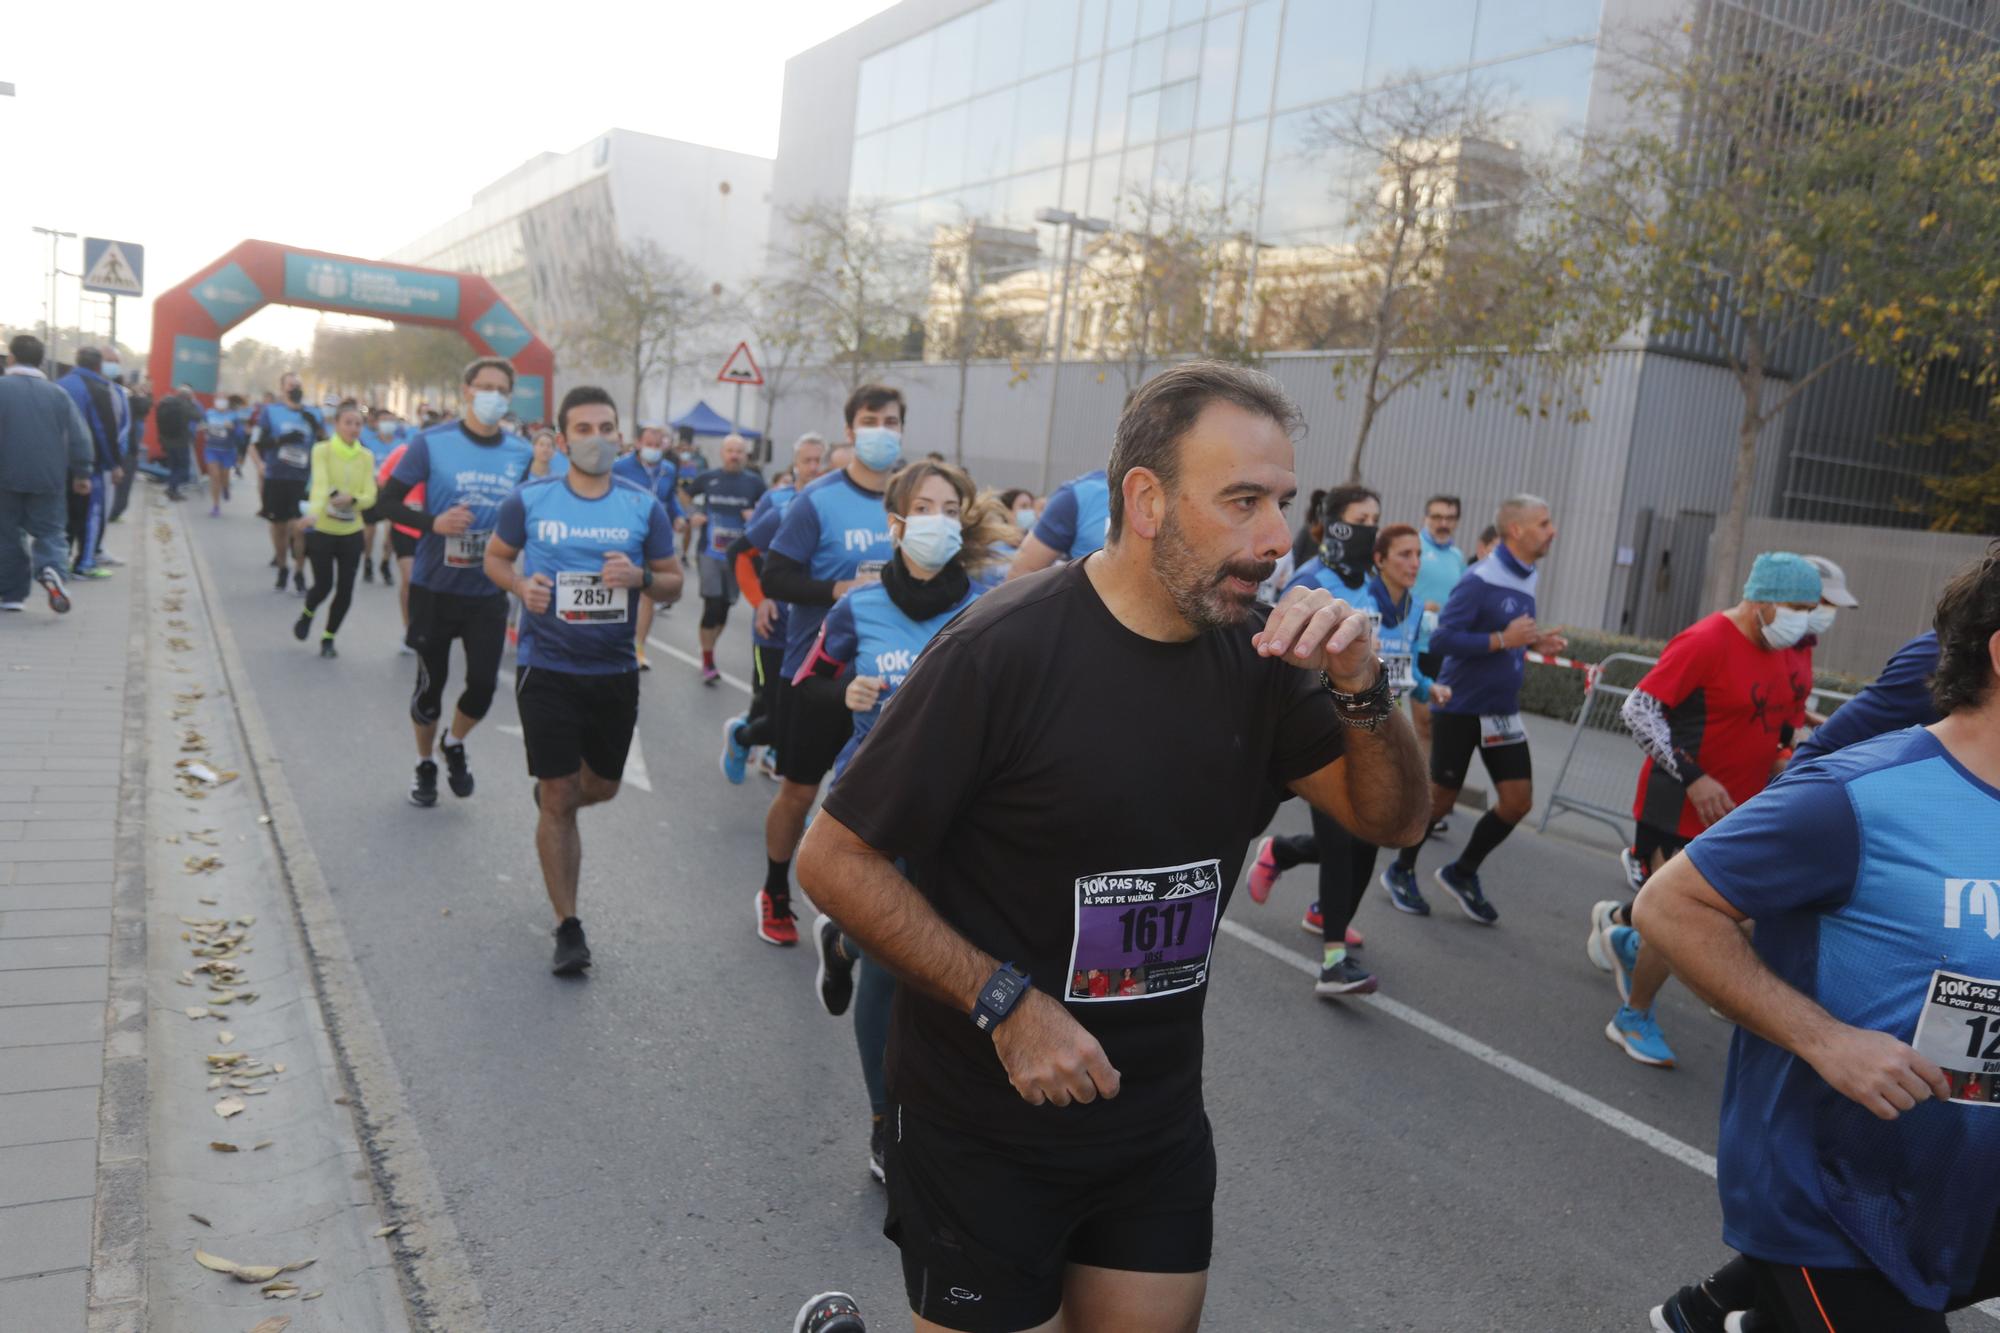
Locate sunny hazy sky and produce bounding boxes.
[0,0,897,360]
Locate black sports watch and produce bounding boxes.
[640,567,655,591]
[1322,659,1394,731]
[971,963,1032,1033]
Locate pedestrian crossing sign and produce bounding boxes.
[83,238,144,297]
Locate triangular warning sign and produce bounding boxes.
[716,341,763,387]
[84,242,142,296]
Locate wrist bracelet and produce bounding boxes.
[1321,660,1394,731]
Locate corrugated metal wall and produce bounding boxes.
[766,348,1651,626]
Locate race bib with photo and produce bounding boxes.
[1385,653,1415,693]
[555,570,626,624]
[1064,859,1221,1004]
[277,444,309,469]
[1480,712,1527,747]
[443,530,488,568]
[1911,970,2000,1107]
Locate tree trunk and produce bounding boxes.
[1347,359,1387,484]
[1706,365,1767,612]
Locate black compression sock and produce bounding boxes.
[1456,811,1517,873]
[765,858,791,897]
[1395,839,1423,874]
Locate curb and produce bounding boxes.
[85,493,154,1333]
[174,501,490,1332]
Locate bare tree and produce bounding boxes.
[772,200,924,394]
[740,276,822,450]
[558,239,711,425]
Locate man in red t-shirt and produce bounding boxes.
[1589,552,1822,1068]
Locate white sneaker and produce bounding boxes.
[1586,899,1621,972]
[1619,846,1647,893]
[0,600,23,612]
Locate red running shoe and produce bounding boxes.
[1248,836,1281,903]
[1296,901,1363,948]
[756,888,798,946]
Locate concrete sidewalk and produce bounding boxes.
[0,503,147,1332]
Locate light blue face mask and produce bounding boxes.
[101,362,123,381]
[471,389,510,426]
[853,425,903,472]
[898,513,963,571]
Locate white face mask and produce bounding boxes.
[639,446,663,466]
[1762,607,1813,650]
[1806,606,1837,638]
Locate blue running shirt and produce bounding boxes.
[814,580,984,779]
[492,476,674,674]
[254,402,324,481]
[1030,469,1110,561]
[768,471,894,678]
[391,421,535,597]
[744,486,797,649]
[1686,726,2000,1309]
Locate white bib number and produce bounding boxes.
[555,570,626,624]
[1480,712,1526,747]
[1911,970,2000,1107]
[276,444,309,469]
[443,530,488,568]
[1385,653,1415,693]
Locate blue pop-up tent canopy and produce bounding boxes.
[669,400,761,439]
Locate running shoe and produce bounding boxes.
[868,1116,886,1185]
[362,560,375,583]
[701,664,721,686]
[1620,845,1648,894]
[71,565,113,580]
[1300,901,1322,934]
[794,1290,866,1333]
[813,914,855,1016]
[293,613,312,642]
[756,888,798,946]
[441,740,474,798]
[1247,837,1281,904]
[719,715,751,785]
[293,569,306,595]
[409,759,439,808]
[759,750,780,781]
[1314,956,1379,997]
[1586,899,1622,973]
[1609,924,1641,1003]
[1429,817,1451,836]
[209,505,220,518]
[1606,1004,1676,1068]
[320,638,337,659]
[1435,863,1497,924]
[1380,863,1430,916]
[36,566,69,614]
[398,642,415,656]
[1724,1312,1772,1332]
[274,567,288,591]
[381,559,394,586]
[551,917,592,976]
[0,600,21,612]
[94,553,124,567]
[1647,1282,1733,1333]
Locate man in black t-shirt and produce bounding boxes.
[798,361,1428,1333]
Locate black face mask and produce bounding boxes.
[286,387,304,404]
[1320,522,1377,589]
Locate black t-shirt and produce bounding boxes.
[823,557,1346,1144]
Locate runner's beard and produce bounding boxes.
[1153,508,1276,633]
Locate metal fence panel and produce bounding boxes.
[1537,652,1657,841]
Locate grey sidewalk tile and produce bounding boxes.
[0,1003,103,1049]
[1,863,113,887]
[0,822,17,839]
[0,1139,95,1207]
[0,840,116,865]
[0,1042,102,1094]
[0,1197,92,1281]
[8,823,113,842]
[39,759,120,774]
[0,910,110,939]
[0,1086,99,1149]
[0,967,107,1007]
[0,804,117,822]
[0,884,113,911]
[0,938,107,970]
[0,1269,85,1333]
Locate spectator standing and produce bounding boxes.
[0,333,92,614]
[56,347,126,575]
[108,376,150,525]
[154,383,204,506]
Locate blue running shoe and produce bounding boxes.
[1609,923,1641,1002]
[1435,863,1497,924]
[719,714,751,785]
[1379,863,1430,916]
[1606,1004,1676,1067]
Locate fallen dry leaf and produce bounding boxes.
[333,1095,350,1106]
[188,1213,211,1227]
[217,1031,235,1046]
[184,1007,211,1021]
[372,1223,402,1238]
[193,1248,239,1273]
[213,1097,246,1119]
[302,1291,320,1301]
[197,894,218,905]
[249,1317,292,1333]
[262,1280,299,1298]
[209,1141,238,1153]
[253,1140,273,1151]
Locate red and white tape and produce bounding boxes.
[1524,651,1603,689]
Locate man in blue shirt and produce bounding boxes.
[1410,493,1467,757]
[249,371,323,593]
[682,434,767,684]
[56,347,126,579]
[486,385,683,976]
[1793,630,1942,764]
[376,357,536,808]
[610,425,688,669]
[1634,545,2000,1333]
[751,386,904,945]
[1006,467,1109,580]
[1381,494,1568,923]
[0,334,92,614]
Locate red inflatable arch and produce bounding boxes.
[144,239,554,448]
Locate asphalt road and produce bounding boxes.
[181,502,1984,1332]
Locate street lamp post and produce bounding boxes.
[1034,207,1110,493]
[31,226,77,354]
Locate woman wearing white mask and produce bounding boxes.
[791,458,1013,1183]
[1585,551,1822,1071]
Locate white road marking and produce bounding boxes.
[659,632,2000,1320]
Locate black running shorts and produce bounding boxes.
[1428,708,1532,789]
[883,1104,1215,1332]
[389,528,418,559]
[514,666,640,782]
[773,672,853,786]
[259,478,307,524]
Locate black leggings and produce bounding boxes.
[303,529,363,634]
[740,644,784,749]
[1270,809,1381,943]
[1684,1245,2000,1332]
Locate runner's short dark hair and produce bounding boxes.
[8,334,44,367]
[1107,361,1301,541]
[462,356,516,390]
[1931,542,2000,715]
[1424,494,1462,516]
[1321,484,1380,526]
[843,383,906,428]
[557,385,618,436]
